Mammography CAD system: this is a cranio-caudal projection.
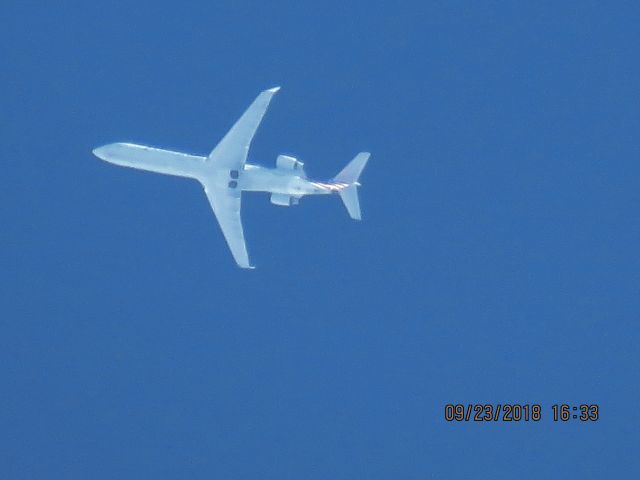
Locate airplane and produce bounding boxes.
[93,87,370,269]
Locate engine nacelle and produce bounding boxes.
[276,154,304,172]
[270,193,301,206]
[271,193,293,206]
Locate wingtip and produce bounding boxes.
[266,86,281,93]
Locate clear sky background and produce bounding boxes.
[1,2,639,478]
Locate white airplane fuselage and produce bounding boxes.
[242,164,339,195]
[94,142,342,197]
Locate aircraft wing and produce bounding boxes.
[203,184,253,269]
[208,86,280,171]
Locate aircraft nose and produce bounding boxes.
[92,144,114,161]
[92,145,107,159]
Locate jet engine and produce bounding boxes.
[276,154,305,172]
[270,193,301,206]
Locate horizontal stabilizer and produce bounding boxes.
[334,152,370,184]
[339,185,361,220]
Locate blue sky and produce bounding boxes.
[1,2,639,478]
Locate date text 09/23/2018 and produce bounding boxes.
[444,404,599,422]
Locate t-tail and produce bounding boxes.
[333,152,370,220]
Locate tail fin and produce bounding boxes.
[334,152,370,220]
